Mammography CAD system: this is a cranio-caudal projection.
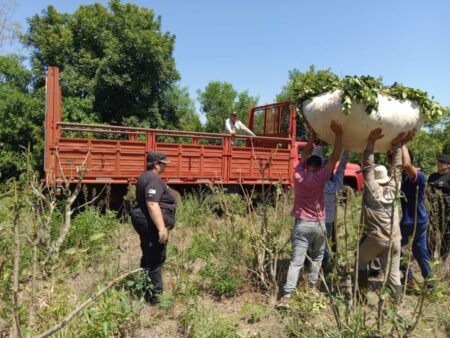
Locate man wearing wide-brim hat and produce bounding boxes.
[428,153,450,259]
[357,128,410,305]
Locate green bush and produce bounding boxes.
[239,302,270,324]
[200,261,243,297]
[35,285,140,338]
[68,288,140,338]
[177,191,214,228]
[180,301,238,338]
[186,231,218,261]
[65,207,120,251]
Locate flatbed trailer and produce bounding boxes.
[45,67,297,188]
[44,67,362,191]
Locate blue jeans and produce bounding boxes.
[283,219,326,295]
[400,222,432,279]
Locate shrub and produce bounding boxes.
[239,302,270,324]
[200,261,243,298]
[177,191,214,228]
[186,232,218,261]
[180,301,238,338]
[35,285,140,338]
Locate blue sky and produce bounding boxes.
[2,0,450,116]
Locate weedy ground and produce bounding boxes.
[1,187,450,337]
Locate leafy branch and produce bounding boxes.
[288,65,444,120]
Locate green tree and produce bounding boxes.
[409,108,450,175]
[234,90,259,130]
[21,0,180,126]
[408,131,444,176]
[198,81,258,133]
[160,84,202,131]
[0,55,44,181]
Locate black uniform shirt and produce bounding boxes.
[136,170,176,215]
[428,171,450,196]
[428,170,450,214]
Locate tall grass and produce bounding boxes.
[1,174,449,337]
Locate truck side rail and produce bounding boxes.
[47,122,295,186]
[44,66,296,187]
[58,121,292,142]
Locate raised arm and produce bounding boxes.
[335,149,349,185]
[400,129,417,181]
[326,121,343,172]
[390,131,407,184]
[301,128,316,165]
[402,145,416,181]
[363,128,384,193]
[324,150,349,193]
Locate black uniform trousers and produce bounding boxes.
[131,208,167,298]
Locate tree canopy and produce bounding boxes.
[0,55,44,180]
[197,81,258,133]
[21,0,183,127]
[0,0,204,181]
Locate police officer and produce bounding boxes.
[131,151,176,304]
[428,153,450,259]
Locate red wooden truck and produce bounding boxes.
[44,67,363,194]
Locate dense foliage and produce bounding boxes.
[279,65,444,119]
[2,183,450,337]
[0,55,44,180]
[197,81,259,133]
[21,0,187,128]
[0,0,203,181]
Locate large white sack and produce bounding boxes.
[302,90,424,152]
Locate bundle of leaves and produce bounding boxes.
[285,66,444,120]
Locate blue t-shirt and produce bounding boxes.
[400,170,428,225]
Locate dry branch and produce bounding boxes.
[48,149,96,258]
[34,268,142,338]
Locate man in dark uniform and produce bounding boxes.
[428,153,450,259]
[131,151,176,304]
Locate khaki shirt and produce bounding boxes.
[362,144,402,242]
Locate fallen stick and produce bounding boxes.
[35,268,142,338]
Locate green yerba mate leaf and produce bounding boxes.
[291,66,444,120]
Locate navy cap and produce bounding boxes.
[147,151,170,164]
[437,153,450,164]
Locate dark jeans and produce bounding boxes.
[131,208,167,299]
[400,222,432,280]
